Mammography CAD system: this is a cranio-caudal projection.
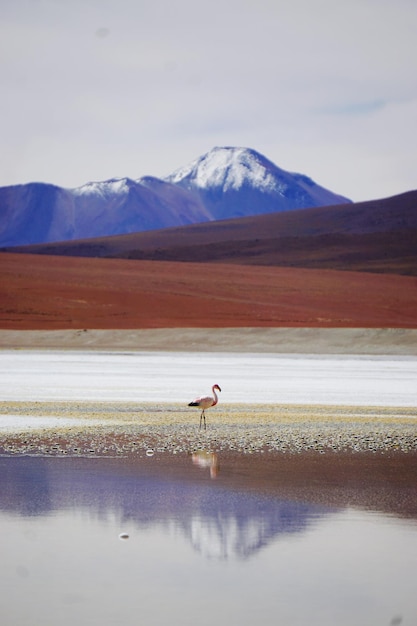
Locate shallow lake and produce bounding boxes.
[0,452,416,626]
[0,351,416,625]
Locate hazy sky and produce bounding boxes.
[1,0,416,201]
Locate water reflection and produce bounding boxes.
[192,450,219,479]
[1,453,416,626]
[0,454,329,560]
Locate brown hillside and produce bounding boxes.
[1,253,416,330]
[6,190,417,275]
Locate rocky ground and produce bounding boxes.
[1,401,416,457]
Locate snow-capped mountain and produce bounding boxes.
[0,147,350,247]
[0,176,210,247]
[168,146,284,192]
[165,147,350,220]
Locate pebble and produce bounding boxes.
[0,401,416,457]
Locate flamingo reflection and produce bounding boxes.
[191,451,219,479]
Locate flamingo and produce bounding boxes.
[188,384,221,430]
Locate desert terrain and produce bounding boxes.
[1,189,416,352]
[0,193,417,448]
[1,189,416,355]
[1,253,417,331]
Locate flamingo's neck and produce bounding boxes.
[212,386,218,406]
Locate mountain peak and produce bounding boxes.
[165,146,350,221]
[166,146,284,193]
[73,177,132,197]
[0,146,351,247]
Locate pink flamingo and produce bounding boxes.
[188,384,221,430]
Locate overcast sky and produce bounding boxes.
[1,0,416,201]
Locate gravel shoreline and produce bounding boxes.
[1,401,416,457]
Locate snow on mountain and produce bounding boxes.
[167,146,285,193]
[73,177,131,199]
[0,176,209,247]
[0,147,350,247]
[166,147,351,220]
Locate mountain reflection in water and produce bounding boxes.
[0,454,330,560]
[1,452,417,626]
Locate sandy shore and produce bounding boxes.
[2,400,416,520]
[1,330,416,459]
[1,401,416,457]
[1,327,417,353]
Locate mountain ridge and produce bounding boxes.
[165,146,350,221]
[0,147,350,247]
[6,190,417,276]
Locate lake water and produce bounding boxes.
[0,453,416,626]
[0,351,416,625]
